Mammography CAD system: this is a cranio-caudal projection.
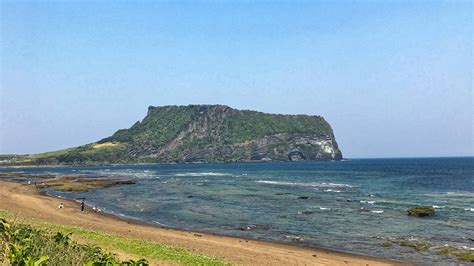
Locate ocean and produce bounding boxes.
[2,157,473,264]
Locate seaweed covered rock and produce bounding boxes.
[407,206,435,217]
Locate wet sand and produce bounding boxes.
[0,180,408,265]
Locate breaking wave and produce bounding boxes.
[256,180,353,189]
[324,189,341,193]
[174,172,233,177]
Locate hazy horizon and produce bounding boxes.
[1,1,472,158]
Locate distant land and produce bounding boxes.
[0,105,343,166]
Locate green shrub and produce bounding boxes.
[0,219,148,265]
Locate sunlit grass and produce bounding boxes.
[38,222,230,265]
[0,208,229,265]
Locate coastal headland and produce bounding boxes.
[0,180,406,265]
[1,105,343,166]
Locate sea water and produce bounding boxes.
[2,157,473,264]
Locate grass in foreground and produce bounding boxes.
[41,223,229,265]
[1,218,148,265]
[0,210,229,265]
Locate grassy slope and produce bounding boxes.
[220,110,332,144]
[0,210,229,265]
[42,223,227,265]
[101,106,197,146]
[28,148,76,159]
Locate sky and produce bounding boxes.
[1,1,472,158]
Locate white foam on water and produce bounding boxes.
[285,235,303,241]
[256,180,353,189]
[439,191,474,197]
[433,205,445,209]
[152,221,168,227]
[174,172,232,177]
[371,210,384,214]
[464,208,474,212]
[324,189,341,193]
[367,201,375,204]
[319,207,331,210]
[326,182,353,188]
[86,169,158,180]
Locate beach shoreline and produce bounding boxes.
[0,180,407,265]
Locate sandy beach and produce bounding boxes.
[0,180,407,265]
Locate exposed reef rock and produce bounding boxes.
[407,206,436,217]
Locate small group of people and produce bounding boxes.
[57,200,101,213]
[92,206,102,213]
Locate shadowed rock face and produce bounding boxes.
[7,105,343,165]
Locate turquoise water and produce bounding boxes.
[2,158,473,264]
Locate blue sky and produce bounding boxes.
[1,1,472,158]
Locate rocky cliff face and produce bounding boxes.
[13,105,343,165]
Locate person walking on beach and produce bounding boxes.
[81,200,85,212]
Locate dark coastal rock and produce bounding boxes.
[407,206,435,217]
[297,196,310,199]
[250,152,271,161]
[396,239,432,251]
[38,175,136,192]
[288,149,306,161]
[275,192,291,196]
